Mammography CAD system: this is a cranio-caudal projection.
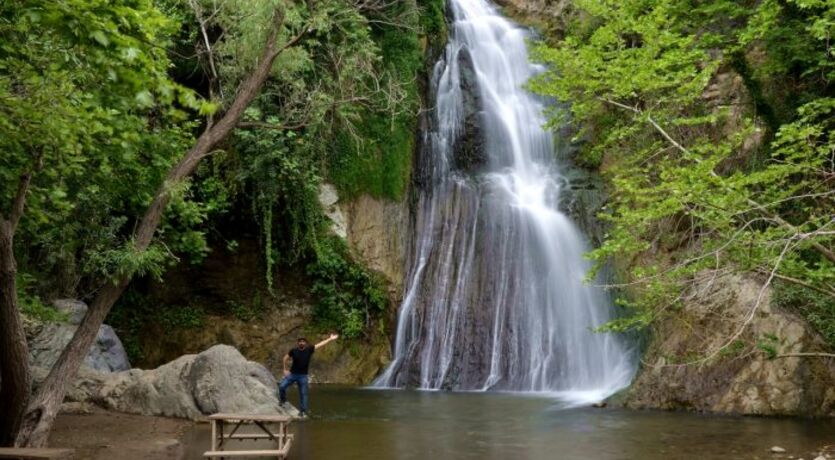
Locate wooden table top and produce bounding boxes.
[208,413,293,422]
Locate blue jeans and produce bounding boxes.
[278,373,309,413]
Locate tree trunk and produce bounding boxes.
[0,219,31,446]
[15,7,300,447]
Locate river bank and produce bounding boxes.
[48,408,191,460]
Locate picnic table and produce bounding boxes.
[203,413,294,459]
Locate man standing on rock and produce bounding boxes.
[279,333,339,418]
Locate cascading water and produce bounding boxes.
[374,0,635,403]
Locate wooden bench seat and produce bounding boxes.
[223,433,294,441]
[0,448,74,459]
[203,442,292,458]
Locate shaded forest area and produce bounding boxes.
[0,0,441,446]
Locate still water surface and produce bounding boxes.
[184,386,834,459]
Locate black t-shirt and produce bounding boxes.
[288,345,316,375]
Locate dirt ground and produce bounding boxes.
[48,408,195,460]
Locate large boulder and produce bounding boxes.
[28,300,131,373]
[54,345,296,419]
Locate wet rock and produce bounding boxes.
[452,48,487,172]
[771,446,787,453]
[48,345,296,419]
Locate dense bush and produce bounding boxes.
[308,237,388,339]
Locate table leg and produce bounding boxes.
[280,422,287,451]
[211,419,217,452]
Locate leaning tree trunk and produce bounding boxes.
[0,164,38,446]
[14,8,302,447]
[0,220,31,446]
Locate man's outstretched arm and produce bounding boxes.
[315,333,339,349]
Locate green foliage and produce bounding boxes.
[16,274,68,323]
[157,304,206,329]
[0,0,215,297]
[719,339,747,358]
[231,123,323,292]
[757,333,780,359]
[308,237,388,338]
[3,0,419,345]
[329,112,415,200]
[192,0,423,301]
[531,0,835,340]
[228,299,263,322]
[326,3,422,200]
[418,0,447,40]
[108,288,206,362]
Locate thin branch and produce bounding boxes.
[7,152,43,231]
[759,270,835,299]
[270,22,311,61]
[190,0,223,100]
[600,97,835,265]
[775,352,835,359]
[237,120,310,131]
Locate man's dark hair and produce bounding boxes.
[297,337,308,342]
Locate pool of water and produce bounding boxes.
[183,386,834,459]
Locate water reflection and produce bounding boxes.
[183,387,834,459]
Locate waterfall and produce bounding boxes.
[374,0,636,403]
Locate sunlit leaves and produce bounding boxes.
[531,0,835,332]
[0,0,202,291]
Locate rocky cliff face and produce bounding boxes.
[343,192,409,296]
[494,0,569,19]
[493,0,573,40]
[623,274,835,416]
[318,184,410,290]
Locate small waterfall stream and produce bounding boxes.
[374,0,635,403]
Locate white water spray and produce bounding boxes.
[374,0,635,404]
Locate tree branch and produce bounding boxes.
[775,352,835,359]
[190,0,223,100]
[237,120,309,131]
[758,270,835,299]
[6,152,44,231]
[600,97,835,265]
